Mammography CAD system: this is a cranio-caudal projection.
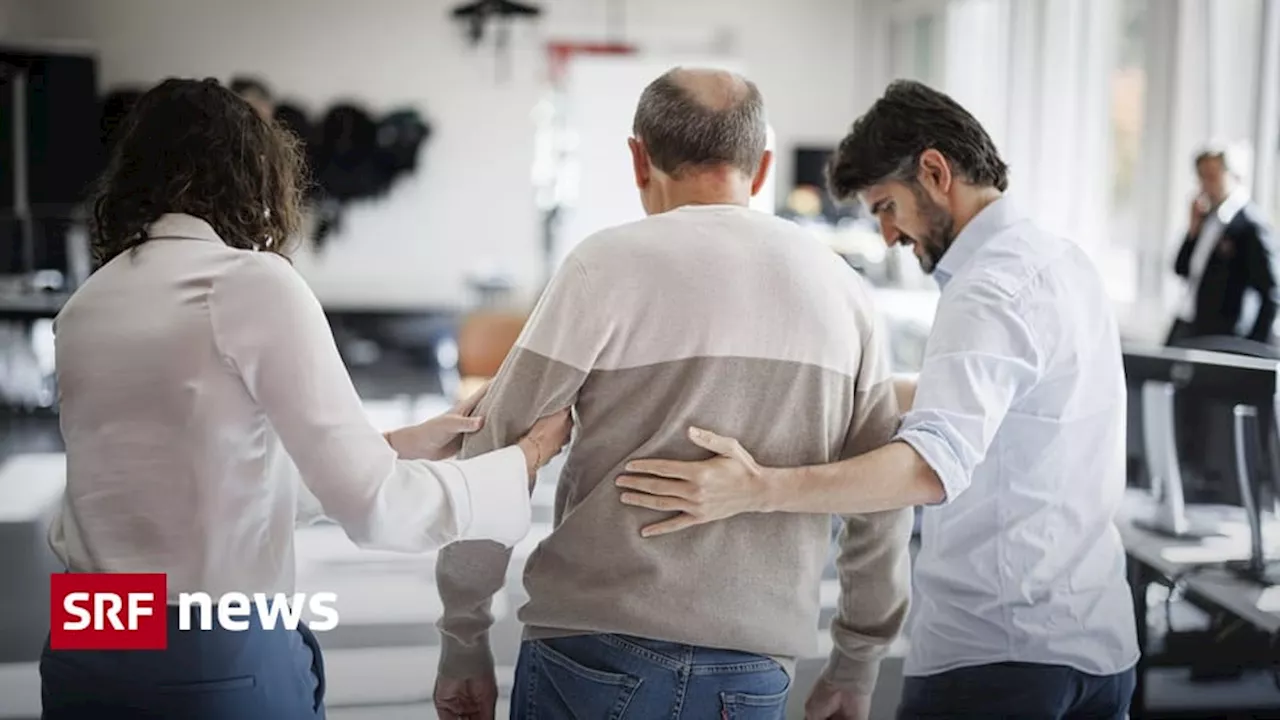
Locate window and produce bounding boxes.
[1103,0,1148,305]
[889,11,944,87]
[1110,0,1145,228]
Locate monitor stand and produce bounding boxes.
[1228,404,1278,586]
[1133,381,1225,539]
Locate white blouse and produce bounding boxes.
[49,214,530,601]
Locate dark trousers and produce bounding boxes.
[898,662,1135,719]
[40,606,326,720]
[512,634,790,719]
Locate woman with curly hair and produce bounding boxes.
[40,77,569,719]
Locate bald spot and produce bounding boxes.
[666,68,754,112]
[633,66,767,177]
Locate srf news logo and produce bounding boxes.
[50,574,338,650]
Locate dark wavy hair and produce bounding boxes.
[827,79,1008,201]
[89,77,307,267]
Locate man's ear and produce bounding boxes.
[629,137,651,189]
[918,149,953,197]
[750,150,774,196]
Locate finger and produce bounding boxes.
[615,475,693,499]
[685,426,739,458]
[623,458,698,480]
[640,513,704,538]
[619,491,694,513]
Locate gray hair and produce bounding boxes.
[632,68,767,178]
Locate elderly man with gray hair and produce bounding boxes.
[433,67,911,720]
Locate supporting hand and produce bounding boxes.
[615,426,772,537]
[384,382,491,461]
[517,408,574,481]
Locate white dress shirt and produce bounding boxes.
[1179,188,1251,321]
[896,198,1139,677]
[50,214,531,603]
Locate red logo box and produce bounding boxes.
[49,573,167,650]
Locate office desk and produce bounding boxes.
[1119,491,1280,717]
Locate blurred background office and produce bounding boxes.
[2,0,1279,718]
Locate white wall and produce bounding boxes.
[0,0,31,36]
[17,0,865,309]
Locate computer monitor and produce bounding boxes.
[0,47,99,284]
[1123,344,1280,582]
[790,147,856,223]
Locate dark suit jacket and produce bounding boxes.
[1174,202,1279,342]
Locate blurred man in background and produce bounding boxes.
[432,67,912,720]
[1169,143,1278,346]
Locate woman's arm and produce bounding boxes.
[209,252,555,552]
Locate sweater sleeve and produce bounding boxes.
[436,255,610,678]
[824,297,914,695]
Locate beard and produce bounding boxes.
[903,186,956,273]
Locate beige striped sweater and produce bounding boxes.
[436,203,913,694]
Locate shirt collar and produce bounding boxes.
[145,213,223,243]
[1214,187,1250,224]
[933,195,1024,290]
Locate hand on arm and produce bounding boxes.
[385,380,573,480]
[384,381,490,461]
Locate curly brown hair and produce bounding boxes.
[89,77,307,267]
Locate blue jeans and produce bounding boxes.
[898,662,1136,719]
[512,634,790,720]
[40,606,325,720]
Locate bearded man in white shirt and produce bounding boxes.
[616,80,1140,719]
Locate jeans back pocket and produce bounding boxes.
[530,640,642,720]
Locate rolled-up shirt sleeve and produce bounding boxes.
[210,252,530,552]
[895,279,1042,504]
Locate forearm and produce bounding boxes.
[761,441,943,515]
